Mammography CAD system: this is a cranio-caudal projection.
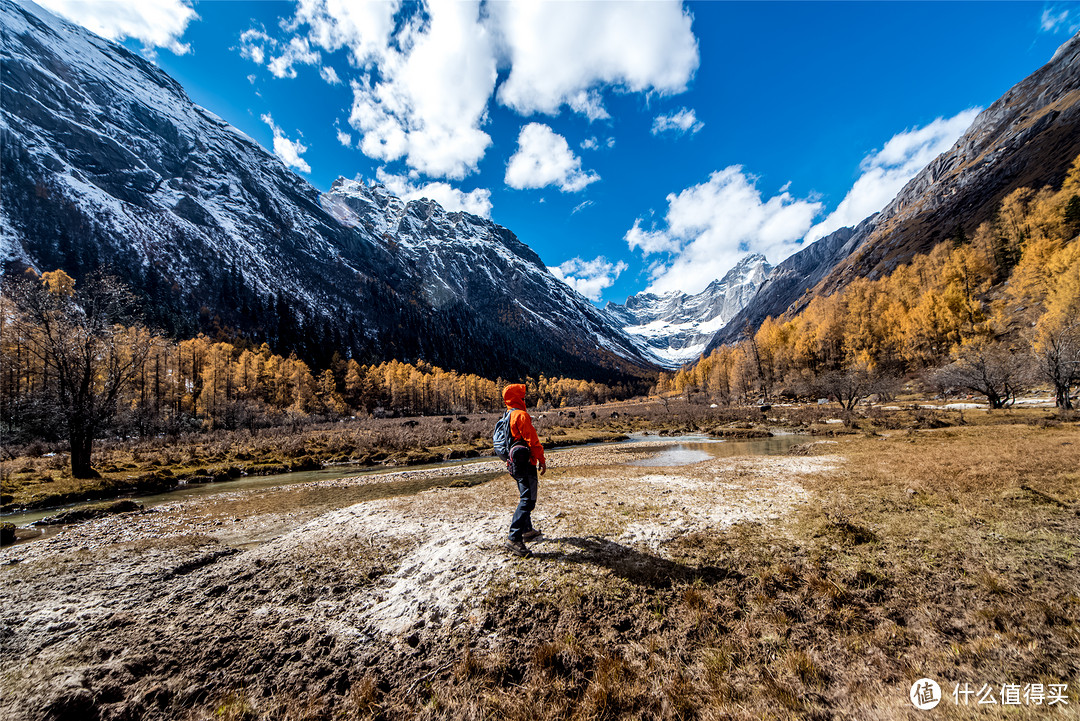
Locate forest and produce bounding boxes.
[0,273,625,478]
[664,155,1080,411]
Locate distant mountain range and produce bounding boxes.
[3,0,1077,379]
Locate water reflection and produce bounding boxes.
[628,434,814,467]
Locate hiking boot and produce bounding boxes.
[522,529,543,541]
[505,539,532,557]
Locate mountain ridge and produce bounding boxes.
[0,0,658,383]
[706,30,1080,352]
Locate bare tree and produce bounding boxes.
[936,338,1028,410]
[1030,321,1080,409]
[8,269,151,477]
[813,361,897,412]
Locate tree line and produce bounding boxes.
[662,155,1080,410]
[1,271,624,477]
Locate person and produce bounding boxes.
[502,383,546,557]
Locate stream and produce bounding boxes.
[1,432,814,542]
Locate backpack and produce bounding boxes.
[493,410,514,461]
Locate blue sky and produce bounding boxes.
[37,0,1080,305]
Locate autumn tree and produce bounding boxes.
[1029,244,1080,408]
[8,270,151,477]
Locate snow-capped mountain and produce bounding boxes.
[0,0,656,381]
[319,178,659,368]
[606,254,771,368]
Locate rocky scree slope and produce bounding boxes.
[0,0,657,381]
[708,31,1080,350]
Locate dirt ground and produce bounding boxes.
[1,426,1077,720]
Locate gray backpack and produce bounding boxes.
[493,410,513,461]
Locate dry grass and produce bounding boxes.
[330,422,1080,720]
[5,405,1078,719]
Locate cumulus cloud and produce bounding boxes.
[1041,6,1080,33]
[651,108,704,136]
[505,123,599,192]
[261,114,311,174]
[348,1,497,179]
[336,128,352,147]
[37,0,197,55]
[269,0,697,180]
[627,167,822,295]
[548,257,628,301]
[375,169,493,218]
[805,108,980,241]
[491,1,699,118]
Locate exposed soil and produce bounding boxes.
[0,440,826,720]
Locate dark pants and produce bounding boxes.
[508,444,537,542]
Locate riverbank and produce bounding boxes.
[3,398,1063,514]
[1,421,1076,719]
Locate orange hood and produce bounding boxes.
[503,384,527,410]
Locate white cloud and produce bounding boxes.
[37,0,197,55]
[1041,7,1080,33]
[572,200,595,215]
[336,128,352,147]
[246,74,257,85]
[625,219,682,255]
[548,257,628,301]
[651,108,704,136]
[268,36,320,79]
[375,169,492,218]
[346,1,497,179]
[320,66,341,85]
[261,114,311,174]
[276,0,698,180]
[239,28,273,65]
[805,108,980,241]
[291,0,400,65]
[627,167,822,295]
[567,90,611,122]
[581,136,615,151]
[491,1,699,119]
[505,123,599,192]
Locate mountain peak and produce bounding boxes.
[609,254,772,368]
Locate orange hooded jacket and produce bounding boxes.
[503,384,545,466]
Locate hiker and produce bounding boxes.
[502,383,546,557]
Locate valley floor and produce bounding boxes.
[1,418,1078,720]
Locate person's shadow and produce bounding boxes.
[528,536,739,588]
